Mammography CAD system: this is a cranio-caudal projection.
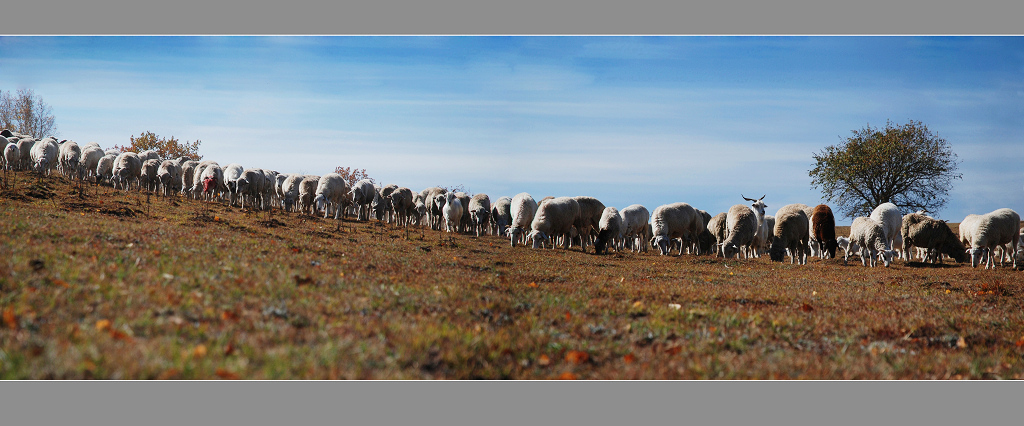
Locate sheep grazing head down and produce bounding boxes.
[527,230,548,249]
[651,235,673,256]
[203,176,217,194]
[594,229,612,255]
[723,242,742,259]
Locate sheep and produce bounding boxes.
[313,173,349,219]
[138,150,160,163]
[491,196,513,237]
[527,197,581,250]
[80,146,104,182]
[30,138,58,176]
[509,192,538,247]
[275,173,290,210]
[82,141,100,150]
[442,192,464,233]
[350,179,377,221]
[198,164,226,202]
[572,196,606,252]
[706,212,728,257]
[619,204,651,253]
[298,175,321,215]
[260,170,278,209]
[594,206,623,255]
[768,204,810,264]
[695,209,714,255]
[140,159,162,192]
[57,140,82,178]
[870,202,903,260]
[156,160,181,196]
[17,138,36,171]
[111,152,143,191]
[3,143,19,172]
[901,213,968,264]
[179,160,199,197]
[722,204,758,259]
[467,194,491,237]
[96,154,116,185]
[223,163,245,206]
[281,174,304,212]
[236,169,268,210]
[836,236,860,260]
[189,161,220,199]
[742,195,769,257]
[849,217,892,267]
[962,208,1021,269]
[810,204,838,259]
[389,187,415,226]
[421,187,447,230]
[104,148,120,157]
[763,215,776,253]
[649,203,703,256]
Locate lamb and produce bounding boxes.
[901,213,968,264]
[442,192,464,233]
[490,196,513,237]
[706,212,728,257]
[962,208,1021,269]
[811,204,838,259]
[467,194,491,237]
[30,138,59,176]
[281,174,304,212]
[619,204,651,253]
[156,160,182,196]
[389,187,415,226]
[223,163,245,206]
[140,159,162,192]
[236,168,268,210]
[298,175,321,215]
[111,152,143,191]
[649,203,703,256]
[3,143,19,171]
[527,197,581,250]
[594,206,623,255]
[57,140,82,178]
[509,192,538,247]
[722,204,758,259]
[313,173,349,219]
[80,146,104,182]
[742,195,769,257]
[870,202,903,260]
[849,217,893,267]
[769,204,810,265]
[572,196,606,252]
[350,179,377,221]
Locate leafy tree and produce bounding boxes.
[333,166,373,187]
[809,120,961,219]
[0,88,58,138]
[112,131,203,160]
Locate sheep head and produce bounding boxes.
[528,230,548,249]
[722,242,741,259]
[652,236,673,256]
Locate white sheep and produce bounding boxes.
[96,154,116,185]
[138,150,160,163]
[849,217,892,267]
[57,140,82,178]
[721,204,758,259]
[156,160,181,196]
[649,202,703,256]
[619,204,651,253]
[30,138,58,176]
[962,208,1020,269]
[509,192,538,247]
[140,159,162,192]
[490,196,513,237]
[706,212,728,257]
[3,143,19,171]
[468,194,491,237]
[189,161,220,199]
[80,146,104,183]
[275,173,290,210]
[836,236,860,260]
[311,173,349,219]
[442,192,464,233]
[527,196,581,250]
[236,169,268,210]
[298,175,321,215]
[594,206,623,254]
[281,174,304,212]
[901,213,968,264]
[223,163,245,206]
[768,204,810,265]
[17,138,36,171]
[870,202,903,260]
[179,160,199,197]
[572,196,606,251]
[111,152,143,191]
[350,179,377,221]
[198,164,226,202]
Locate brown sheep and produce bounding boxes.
[811,204,838,259]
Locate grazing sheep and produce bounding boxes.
[442,192,464,233]
[281,174,304,212]
[350,179,377,221]
[490,196,513,236]
[695,209,715,255]
[836,236,860,260]
[619,204,651,253]
[80,146,104,182]
[298,175,321,215]
[527,197,581,250]
[17,138,36,171]
[198,164,226,202]
[179,160,198,197]
[57,140,82,178]
[649,203,703,256]
[870,202,903,259]
[453,192,472,232]
[223,163,245,206]
[594,206,623,255]
[140,159,162,192]
[421,187,447,230]
[769,204,810,265]
[962,208,1021,269]
[509,192,538,247]
[722,205,758,259]
[849,217,892,267]
[389,187,415,226]
[706,212,728,257]
[96,154,116,185]
[275,173,290,210]
[901,213,968,264]
[30,138,59,176]
[811,204,838,259]
[111,152,143,191]
[742,195,769,257]
[189,161,220,199]
[3,143,19,171]
[313,173,350,219]
[156,160,181,196]
[236,169,268,210]
[572,196,606,252]
[468,194,491,237]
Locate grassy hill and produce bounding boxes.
[1,173,1023,379]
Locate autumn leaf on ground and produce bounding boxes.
[538,354,551,366]
[95,319,112,331]
[110,329,133,342]
[215,368,240,379]
[565,350,589,365]
[665,346,682,355]
[800,303,814,312]
[623,353,636,364]
[193,344,208,358]
[157,369,181,380]
[557,372,578,380]
[221,310,239,321]
[3,308,16,330]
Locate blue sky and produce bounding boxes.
[2,36,1022,224]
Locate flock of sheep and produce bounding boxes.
[2,129,1021,270]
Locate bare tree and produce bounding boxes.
[0,88,58,138]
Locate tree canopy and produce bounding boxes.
[333,166,373,187]
[113,131,203,160]
[0,88,58,138]
[809,120,961,219]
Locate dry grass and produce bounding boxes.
[2,173,1024,379]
